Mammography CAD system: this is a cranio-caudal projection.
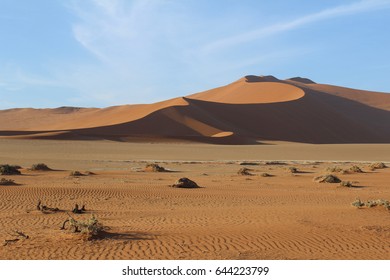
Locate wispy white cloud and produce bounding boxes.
[200,0,390,54]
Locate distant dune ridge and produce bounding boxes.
[1,75,390,144]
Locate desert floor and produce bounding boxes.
[1,139,390,260]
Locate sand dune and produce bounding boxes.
[1,75,390,144]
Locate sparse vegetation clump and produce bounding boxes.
[61,214,103,239]
[72,204,86,214]
[326,166,346,174]
[340,181,353,188]
[0,164,21,175]
[313,174,341,183]
[3,230,29,246]
[172,177,200,188]
[239,162,259,166]
[36,200,59,213]
[0,178,17,186]
[352,198,365,208]
[237,167,253,176]
[30,163,51,171]
[369,162,387,170]
[70,171,83,177]
[349,165,363,173]
[352,198,390,210]
[288,167,298,173]
[144,163,166,172]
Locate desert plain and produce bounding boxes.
[1,75,390,260]
[1,139,390,260]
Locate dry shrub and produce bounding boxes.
[369,162,387,170]
[326,166,346,173]
[352,198,390,210]
[237,168,253,176]
[0,178,17,186]
[172,177,200,188]
[349,165,363,173]
[30,163,51,171]
[340,181,353,188]
[70,171,83,177]
[288,167,298,173]
[61,215,103,240]
[0,164,21,175]
[144,163,166,172]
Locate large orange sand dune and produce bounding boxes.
[1,75,390,144]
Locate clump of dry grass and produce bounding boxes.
[349,165,363,173]
[61,214,103,240]
[30,163,51,171]
[0,178,17,186]
[0,164,21,175]
[326,166,346,174]
[340,181,353,188]
[171,177,200,188]
[144,163,166,172]
[313,174,341,183]
[237,168,253,176]
[369,162,387,170]
[288,167,298,173]
[69,171,84,177]
[352,198,390,210]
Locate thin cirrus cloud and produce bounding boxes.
[200,0,390,54]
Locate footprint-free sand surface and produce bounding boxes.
[1,139,390,260]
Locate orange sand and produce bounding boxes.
[1,140,390,260]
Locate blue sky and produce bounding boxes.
[0,0,389,109]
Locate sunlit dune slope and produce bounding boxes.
[1,75,390,144]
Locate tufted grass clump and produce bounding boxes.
[0,178,17,186]
[0,164,21,175]
[326,166,346,174]
[30,163,51,171]
[144,163,167,172]
[61,214,103,239]
[340,181,353,188]
[352,198,365,208]
[172,177,200,188]
[287,167,298,173]
[313,174,341,183]
[237,168,253,176]
[369,162,387,170]
[69,171,83,177]
[352,198,390,210]
[349,165,363,173]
